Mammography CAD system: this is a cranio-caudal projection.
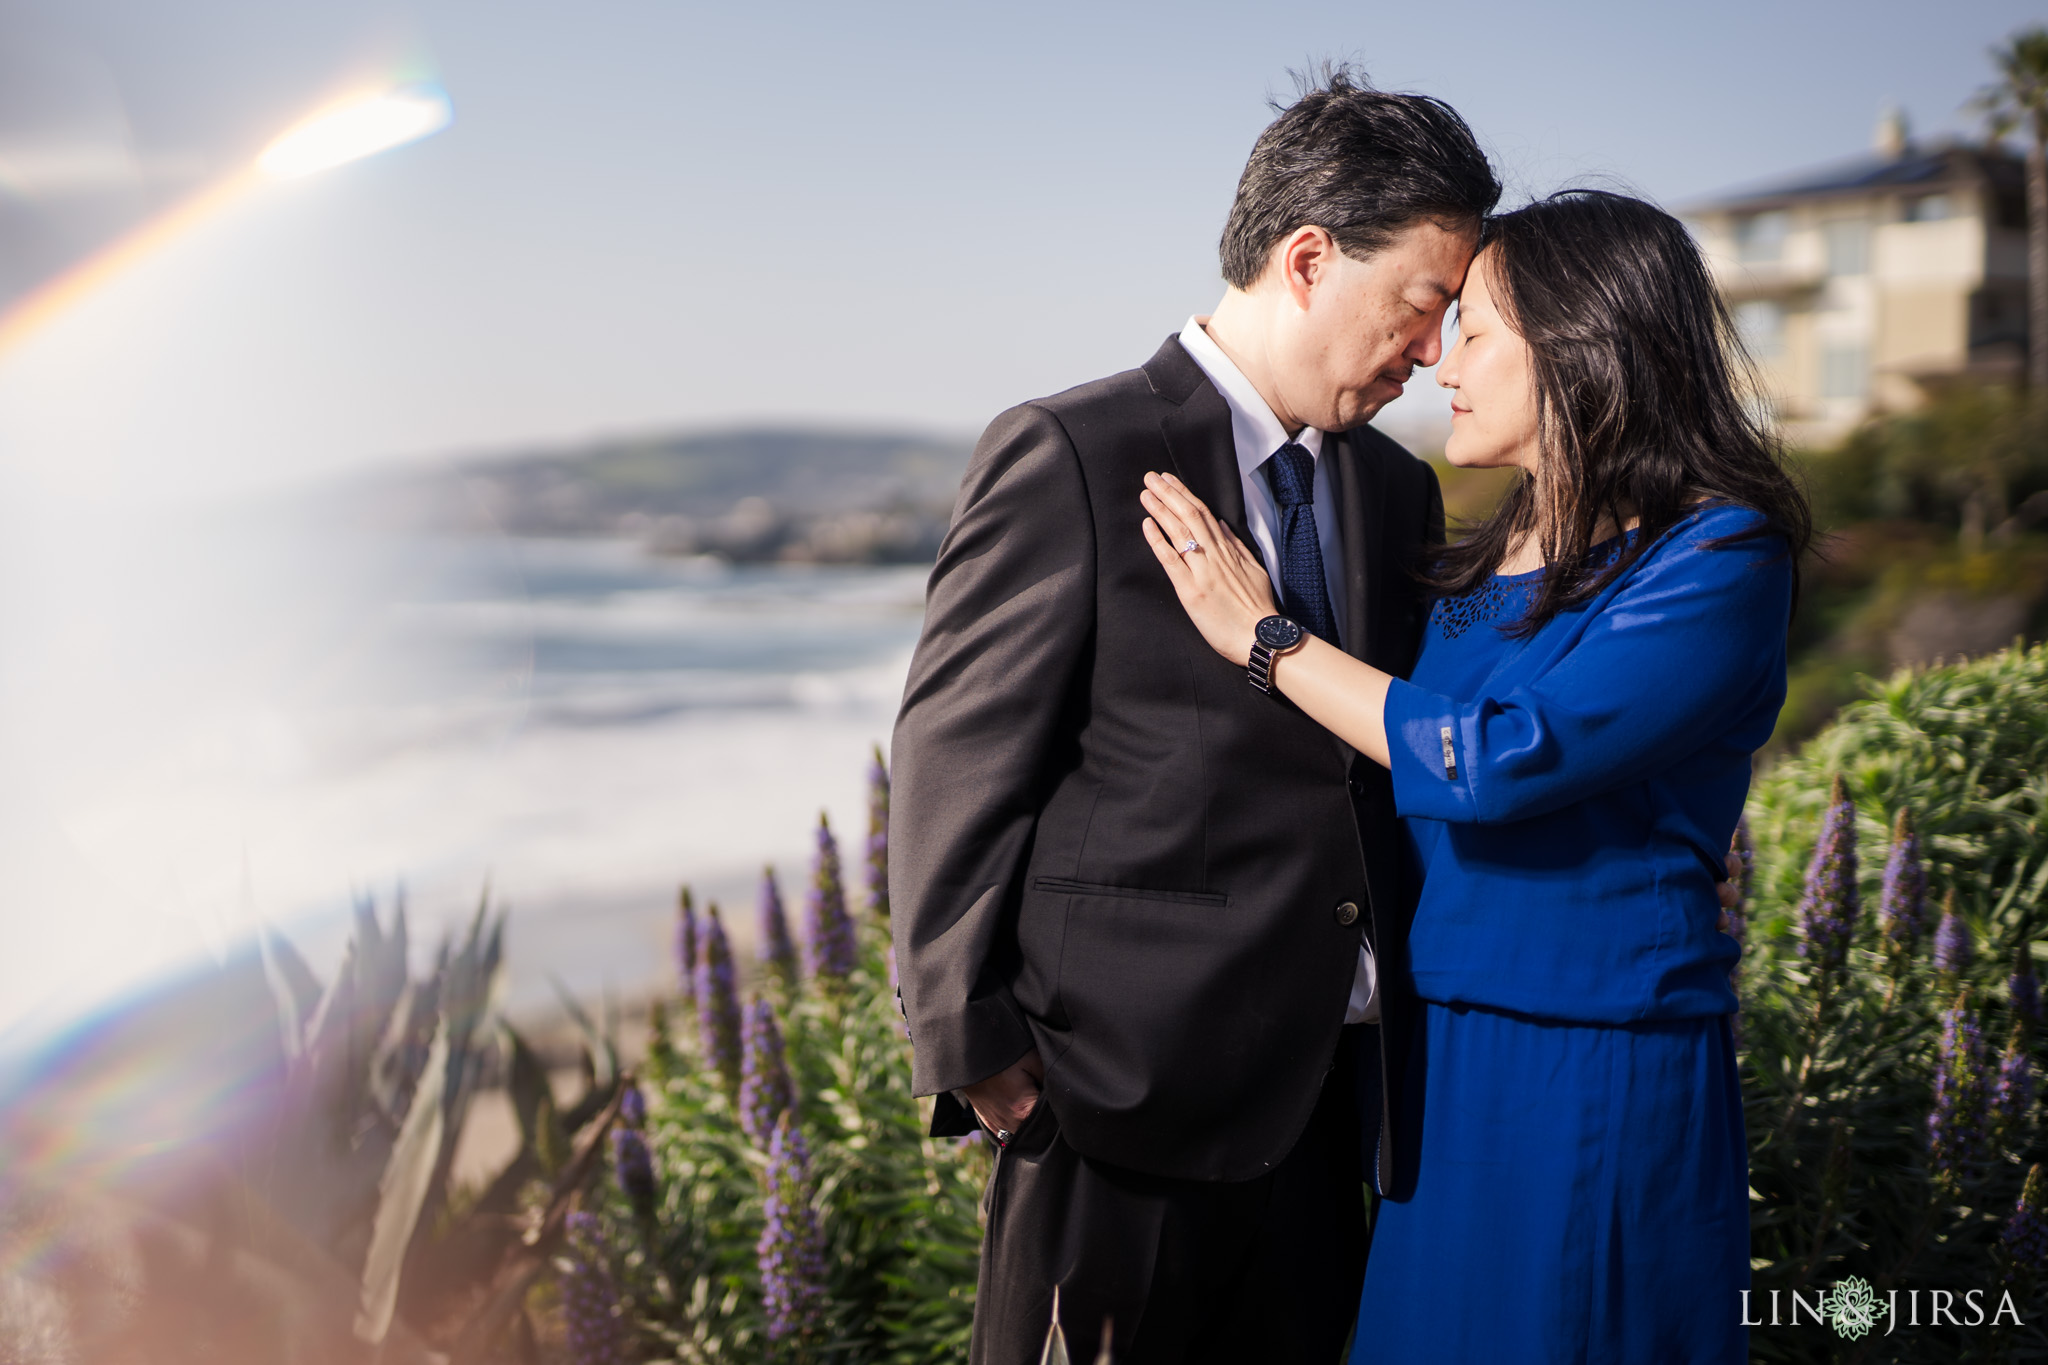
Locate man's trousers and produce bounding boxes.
[969,1025,1373,1365]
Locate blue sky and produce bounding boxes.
[0,0,2039,499]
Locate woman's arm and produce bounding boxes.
[1378,531,1788,824]
[1140,471,1396,766]
[1142,472,1791,825]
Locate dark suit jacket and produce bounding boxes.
[890,335,1443,1185]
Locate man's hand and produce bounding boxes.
[959,1049,1045,1139]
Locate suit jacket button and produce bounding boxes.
[1334,900,1360,926]
[1347,779,1366,796]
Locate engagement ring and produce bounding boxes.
[1179,538,1201,556]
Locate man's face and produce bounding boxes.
[1267,220,1477,433]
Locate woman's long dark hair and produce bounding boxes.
[1429,189,1812,633]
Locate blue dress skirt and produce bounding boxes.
[1350,1003,1749,1363]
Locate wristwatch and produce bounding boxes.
[1247,615,1306,694]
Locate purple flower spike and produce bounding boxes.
[1935,893,1972,978]
[675,886,699,1003]
[757,1111,826,1349]
[612,1125,657,1217]
[739,995,797,1148]
[2013,947,2041,1028]
[865,745,891,920]
[1929,996,1990,1192]
[1879,808,1927,950]
[618,1081,646,1130]
[1797,775,1860,977]
[808,813,857,981]
[561,1211,626,1365]
[1997,1025,2036,1134]
[696,905,742,1092]
[2004,1165,2048,1277]
[1726,816,1754,948]
[758,866,800,994]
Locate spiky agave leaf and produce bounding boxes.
[355,1021,449,1343]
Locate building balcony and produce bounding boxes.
[1712,260,1827,299]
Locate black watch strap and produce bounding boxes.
[1248,640,1282,694]
[1247,615,1306,694]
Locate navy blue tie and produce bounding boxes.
[1261,442,1340,647]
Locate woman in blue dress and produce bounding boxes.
[1137,189,1812,1362]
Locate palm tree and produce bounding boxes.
[1976,28,2048,391]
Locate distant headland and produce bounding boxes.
[348,425,975,564]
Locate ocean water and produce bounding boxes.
[313,536,932,1011]
[1,516,929,1036]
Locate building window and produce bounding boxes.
[1735,300,1786,359]
[1823,218,1870,275]
[1820,344,1869,399]
[1735,210,1790,263]
[1902,194,1950,223]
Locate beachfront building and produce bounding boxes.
[1687,112,2030,447]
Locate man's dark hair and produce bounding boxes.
[1219,65,1501,288]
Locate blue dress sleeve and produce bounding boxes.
[1383,512,1791,825]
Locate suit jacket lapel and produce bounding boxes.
[1157,372,1254,557]
[1322,430,1386,769]
[1324,428,1382,665]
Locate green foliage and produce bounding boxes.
[1975,27,2048,149]
[1768,385,2048,752]
[1741,643,2048,1360]
[1749,642,2048,940]
[576,771,989,1364]
[1802,387,2048,536]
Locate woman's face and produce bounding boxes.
[1437,249,1540,471]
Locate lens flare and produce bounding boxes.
[256,86,452,180]
[0,81,452,358]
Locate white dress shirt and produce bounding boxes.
[1176,317,1378,1025]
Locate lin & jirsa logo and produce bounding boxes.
[1744,1275,2026,1339]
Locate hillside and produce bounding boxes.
[359,426,975,564]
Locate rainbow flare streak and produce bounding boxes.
[0,83,452,359]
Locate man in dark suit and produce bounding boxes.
[890,70,1500,1365]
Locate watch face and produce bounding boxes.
[1255,615,1305,650]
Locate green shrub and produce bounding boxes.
[569,757,988,1364]
[1741,642,2048,1361]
